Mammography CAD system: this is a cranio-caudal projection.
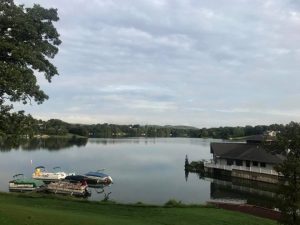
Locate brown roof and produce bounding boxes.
[210,143,284,164]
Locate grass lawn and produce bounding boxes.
[0,193,276,225]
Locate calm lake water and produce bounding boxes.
[0,138,277,207]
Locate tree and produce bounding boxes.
[44,119,68,135]
[5,111,37,137]
[264,122,300,225]
[0,0,61,136]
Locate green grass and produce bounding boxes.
[0,192,276,225]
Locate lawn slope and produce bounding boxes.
[0,193,276,225]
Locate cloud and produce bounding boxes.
[14,0,300,127]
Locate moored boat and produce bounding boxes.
[9,174,45,192]
[46,180,90,197]
[64,175,110,188]
[84,170,113,185]
[32,166,74,182]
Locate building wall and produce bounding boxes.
[216,159,227,166]
[215,158,275,170]
[232,170,279,184]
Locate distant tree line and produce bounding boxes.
[1,117,288,139]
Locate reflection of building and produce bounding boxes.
[209,177,278,209]
[204,136,284,183]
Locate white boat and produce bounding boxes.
[46,180,90,197]
[32,166,74,182]
[9,174,45,192]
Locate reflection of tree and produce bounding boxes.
[0,137,87,152]
[196,171,204,179]
[103,192,112,201]
[0,137,28,151]
[90,185,112,202]
[185,169,189,182]
[88,138,158,145]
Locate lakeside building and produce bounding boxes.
[204,136,284,183]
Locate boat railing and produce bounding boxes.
[13,174,24,178]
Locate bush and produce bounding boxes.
[164,199,185,207]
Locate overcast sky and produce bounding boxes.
[16,0,300,128]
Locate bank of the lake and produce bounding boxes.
[32,133,88,139]
[0,193,275,225]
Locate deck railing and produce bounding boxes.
[204,162,280,176]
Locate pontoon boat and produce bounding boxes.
[9,174,45,192]
[32,166,74,182]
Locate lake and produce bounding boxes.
[0,138,277,207]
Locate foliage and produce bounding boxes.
[0,0,61,136]
[264,122,300,225]
[3,116,289,139]
[82,123,285,138]
[42,119,68,135]
[0,103,291,140]
[164,199,185,207]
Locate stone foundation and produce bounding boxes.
[232,170,279,184]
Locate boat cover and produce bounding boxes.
[13,178,44,187]
[84,172,108,177]
[65,175,87,181]
[35,166,45,169]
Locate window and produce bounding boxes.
[260,162,266,168]
[252,161,258,167]
[246,160,250,167]
[227,159,234,166]
[235,160,243,166]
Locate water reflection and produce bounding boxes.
[209,177,278,208]
[88,138,157,145]
[185,169,189,182]
[0,137,88,152]
[0,137,218,151]
[89,185,112,202]
[185,170,279,209]
[88,137,221,146]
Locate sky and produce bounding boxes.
[15,0,300,128]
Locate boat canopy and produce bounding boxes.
[35,166,45,169]
[65,175,87,181]
[13,174,24,178]
[85,171,109,177]
[53,166,61,170]
[13,178,44,187]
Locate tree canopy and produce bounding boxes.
[264,122,300,225]
[0,0,61,136]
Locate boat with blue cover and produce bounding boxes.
[64,174,111,188]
